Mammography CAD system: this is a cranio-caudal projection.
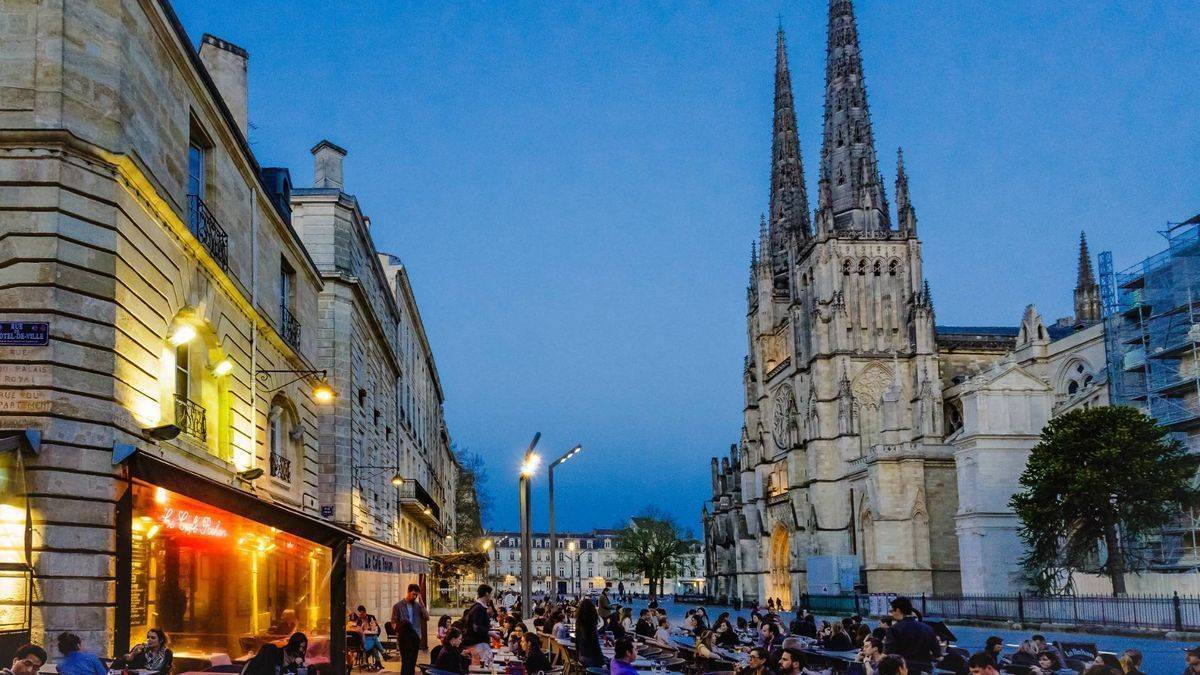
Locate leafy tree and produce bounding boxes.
[452,446,490,551]
[1010,406,1200,595]
[613,508,692,601]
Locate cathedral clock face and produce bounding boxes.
[773,386,796,450]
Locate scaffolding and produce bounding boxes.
[1103,215,1200,570]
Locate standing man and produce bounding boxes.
[392,583,430,675]
[883,596,940,674]
[617,580,625,602]
[463,584,496,666]
[598,585,613,620]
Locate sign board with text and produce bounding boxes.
[0,322,49,346]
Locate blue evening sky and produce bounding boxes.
[174,1,1199,534]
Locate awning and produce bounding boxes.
[122,449,357,549]
[351,537,430,575]
[431,551,489,576]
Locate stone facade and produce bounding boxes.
[0,0,324,651]
[702,0,1109,601]
[0,0,466,656]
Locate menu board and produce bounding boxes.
[130,532,149,625]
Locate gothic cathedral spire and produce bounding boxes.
[769,28,810,293]
[1074,231,1102,324]
[816,0,888,233]
[895,148,917,235]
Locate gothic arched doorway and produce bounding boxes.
[768,524,791,609]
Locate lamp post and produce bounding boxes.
[518,433,541,619]
[567,541,583,597]
[548,444,582,598]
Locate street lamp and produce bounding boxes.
[518,433,541,618]
[548,444,582,598]
[566,541,584,597]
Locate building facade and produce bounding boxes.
[0,0,468,663]
[703,0,1110,602]
[487,531,704,597]
[0,2,346,662]
[291,144,454,622]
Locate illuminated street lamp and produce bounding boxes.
[548,444,582,597]
[518,433,541,616]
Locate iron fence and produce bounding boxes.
[796,592,1200,632]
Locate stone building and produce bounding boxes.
[0,2,349,664]
[0,0,468,664]
[487,531,704,597]
[702,0,1109,602]
[290,144,454,622]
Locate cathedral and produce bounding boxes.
[702,0,1109,601]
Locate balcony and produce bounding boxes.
[174,395,207,442]
[187,194,229,271]
[280,304,301,349]
[398,478,441,527]
[270,451,292,482]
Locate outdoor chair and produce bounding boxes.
[382,621,399,659]
[345,630,365,670]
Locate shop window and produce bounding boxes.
[129,483,331,659]
[0,449,31,642]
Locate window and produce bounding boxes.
[604,539,611,550]
[280,258,299,348]
[188,143,206,199]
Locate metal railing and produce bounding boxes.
[280,303,301,349]
[269,451,292,482]
[174,395,207,442]
[794,592,1200,632]
[187,194,229,271]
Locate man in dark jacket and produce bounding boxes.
[463,584,496,665]
[883,596,941,672]
[635,609,656,638]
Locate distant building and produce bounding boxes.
[488,530,704,597]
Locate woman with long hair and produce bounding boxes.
[574,598,604,667]
[521,632,553,675]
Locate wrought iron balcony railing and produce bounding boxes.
[270,451,292,482]
[187,194,229,271]
[280,303,301,349]
[174,395,207,442]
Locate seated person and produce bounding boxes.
[609,636,638,675]
[433,628,468,674]
[120,629,174,675]
[521,632,553,675]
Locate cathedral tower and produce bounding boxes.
[1074,232,1102,324]
[737,0,959,602]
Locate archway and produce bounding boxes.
[768,524,791,609]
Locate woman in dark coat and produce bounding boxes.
[521,632,553,675]
[432,628,468,674]
[574,598,604,668]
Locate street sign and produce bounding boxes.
[0,322,49,346]
[320,505,334,518]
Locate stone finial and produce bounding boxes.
[312,140,347,190]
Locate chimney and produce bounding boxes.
[198,34,249,137]
[311,140,347,190]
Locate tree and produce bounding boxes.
[452,446,491,551]
[613,508,692,602]
[1010,406,1200,595]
